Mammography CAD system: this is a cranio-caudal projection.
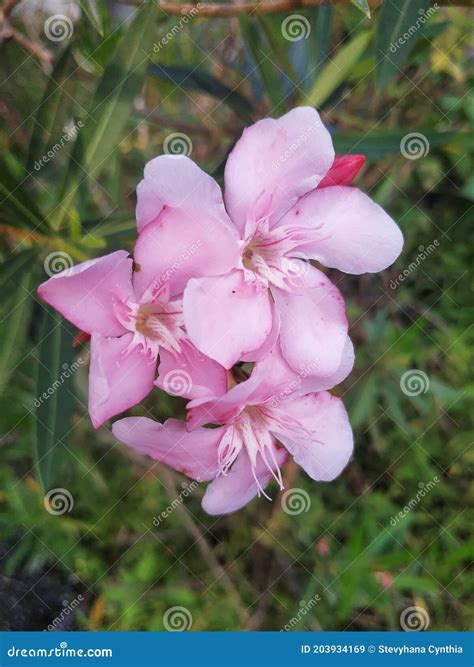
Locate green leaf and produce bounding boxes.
[255,13,299,88]
[375,0,430,89]
[26,46,76,174]
[53,0,157,229]
[149,64,254,124]
[332,130,473,159]
[310,6,334,76]
[0,158,45,229]
[79,0,105,36]
[303,30,372,108]
[351,0,371,19]
[0,252,37,396]
[35,308,79,491]
[239,13,283,113]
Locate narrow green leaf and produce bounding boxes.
[79,0,104,36]
[255,13,299,88]
[309,6,334,76]
[53,0,157,229]
[351,0,371,19]
[26,46,75,174]
[149,64,254,124]
[333,130,473,159]
[0,253,36,396]
[303,30,372,108]
[239,13,284,113]
[35,308,79,491]
[0,159,45,229]
[375,0,430,89]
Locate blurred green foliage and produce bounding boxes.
[0,0,472,631]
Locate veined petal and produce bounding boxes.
[224,106,334,234]
[134,155,240,299]
[272,391,353,481]
[37,250,132,337]
[88,332,156,428]
[155,341,228,400]
[272,265,348,377]
[280,186,403,274]
[183,270,274,369]
[113,417,222,481]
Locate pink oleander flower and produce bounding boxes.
[112,338,354,515]
[134,106,403,380]
[37,251,227,428]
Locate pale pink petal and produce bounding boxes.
[155,341,228,400]
[88,333,156,428]
[254,336,354,405]
[112,417,222,481]
[272,392,353,481]
[280,186,404,274]
[202,445,288,515]
[224,107,334,234]
[240,301,280,363]
[318,155,365,188]
[183,270,274,369]
[272,265,348,377]
[133,155,240,298]
[37,250,132,337]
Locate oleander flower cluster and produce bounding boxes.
[38,107,403,515]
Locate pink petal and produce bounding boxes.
[272,265,348,377]
[88,332,156,428]
[155,341,228,400]
[254,336,354,404]
[112,417,222,481]
[318,154,366,188]
[224,106,334,235]
[281,186,404,274]
[240,301,280,363]
[273,392,353,481]
[183,270,274,369]
[202,445,288,515]
[133,155,240,299]
[37,250,132,337]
